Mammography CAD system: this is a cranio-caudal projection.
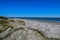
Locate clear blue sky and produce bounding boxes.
[0,0,60,17]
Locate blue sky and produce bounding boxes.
[0,0,60,17]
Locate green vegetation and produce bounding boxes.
[0,16,8,20]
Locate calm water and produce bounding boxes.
[10,17,60,22]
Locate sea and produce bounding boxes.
[10,17,60,22]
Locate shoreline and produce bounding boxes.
[12,18,60,38]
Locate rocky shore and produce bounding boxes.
[0,17,60,40]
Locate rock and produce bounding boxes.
[0,18,60,40]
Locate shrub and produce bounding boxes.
[0,16,8,20]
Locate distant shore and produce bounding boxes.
[9,17,60,22]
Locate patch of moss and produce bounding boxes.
[0,38,3,40]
